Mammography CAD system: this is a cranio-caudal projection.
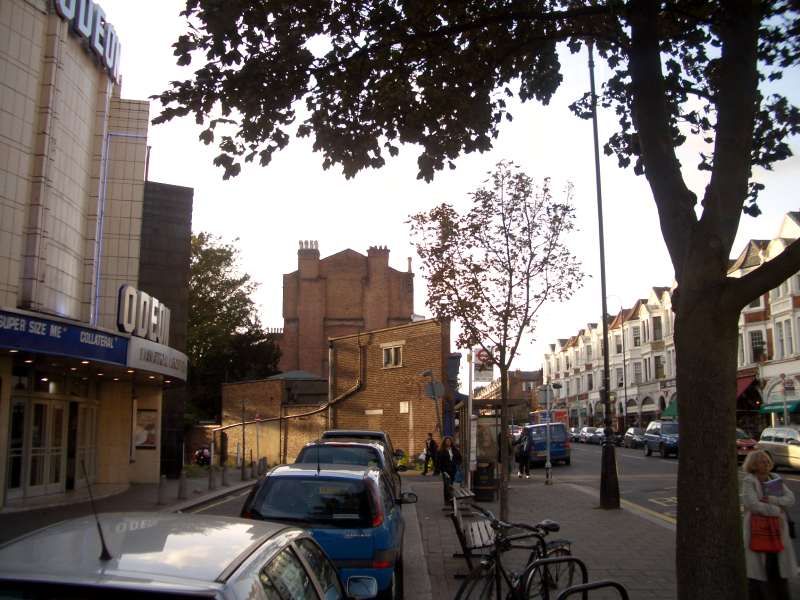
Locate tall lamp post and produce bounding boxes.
[538,382,563,486]
[588,40,621,509]
[420,369,444,436]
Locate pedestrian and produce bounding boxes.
[437,435,462,503]
[742,450,796,600]
[422,432,438,476]
[514,431,530,479]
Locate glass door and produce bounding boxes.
[75,404,97,488]
[46,403,67,494]
[27,400,49,496]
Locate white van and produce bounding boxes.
[757,426,800,469]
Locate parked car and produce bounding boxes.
[588,427,605,445]
[736,428,758,462]
[524,423,571,465]
[623,427,645,449]
[242,464,417,600]
[321,429,399,461]
[568,427,581,442]
[643,420,679,458]
[579,426,597,443]
[0,511,375,599]
[757,426,800,469]
[296,438,402,497]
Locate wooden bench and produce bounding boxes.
[441,472,476,512]
[450,497,495,576]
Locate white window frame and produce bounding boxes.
[776,321,785,360]
[632,326,641,347]
[633,361,642,384]
[380,341,405,368]
[784,319,794,356]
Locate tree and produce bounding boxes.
[188,233,280,420]
[155,3,800,596]
[409,161,583,520]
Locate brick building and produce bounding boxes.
[474,369,543,422]
[210,319,454,467]
[279,241,415,377]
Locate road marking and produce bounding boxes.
[649,496,678,507]
[188,489,251,514]
[621,498,677,526]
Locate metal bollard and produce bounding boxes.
[208,464,217,491]
[177,468,187,500]
[157,474,167,505]
[221,463,229,487]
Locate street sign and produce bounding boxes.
[474,347,493,383]
[425,381,445,399]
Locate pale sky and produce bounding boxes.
[103,1,799,379]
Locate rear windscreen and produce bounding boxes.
[529,425,567,442]
[296,446,382,468]
[254,477,372,527]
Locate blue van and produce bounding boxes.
[525,423,571,466]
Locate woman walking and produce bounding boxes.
[742,450,796,599]
[437,436,462,504]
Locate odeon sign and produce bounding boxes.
[117,285,171,347]
[54,0,121,83]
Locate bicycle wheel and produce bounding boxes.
[521,547,575,600]
[455,560,501,600]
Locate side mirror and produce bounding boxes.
[347,576,379,599]
[398,492,418,505]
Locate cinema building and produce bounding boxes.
[0,0,191,508]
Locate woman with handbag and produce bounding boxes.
[742,450,796,599]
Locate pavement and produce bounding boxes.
[2,467,800,599]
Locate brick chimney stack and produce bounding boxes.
[298,240,320,279]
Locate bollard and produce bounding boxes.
[177,468,187,500]
[157,474,167,505]
[221,463,229,487]
[208,464,217,491]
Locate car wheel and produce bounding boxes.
[644,443,652,457]
[564,457,571,466]
[659,444,667,458]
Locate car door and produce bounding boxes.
[377,474,403,564]
[786,430,800,469]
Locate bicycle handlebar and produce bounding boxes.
[469,504,558,537]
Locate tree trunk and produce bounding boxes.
[499,363,509,522]
[675,288,746,599]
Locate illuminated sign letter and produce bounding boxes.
[103,23,117,70]
[148,298,160,342]
[135,291,151,339]
[117,284,137,333]
[159,305,171,347]
[91,3,106,57]
[55,0,77,20]
[73,0,93,39]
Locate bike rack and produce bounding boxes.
[554,580,630,600]
[521,556,589,600]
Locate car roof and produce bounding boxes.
[304,439,386,450]
[322,429,388,438]
[0,512,298,589]
[269,463,382,481]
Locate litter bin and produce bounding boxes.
[472,461,497,502]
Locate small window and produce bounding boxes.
[632,326,641,347]
[382,346,402,368]
[748,296,762,309]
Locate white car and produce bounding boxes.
[757,426,800,469]
[0,512,377,599]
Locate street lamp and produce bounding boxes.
[588,40,621,509]
[420,369,444,435]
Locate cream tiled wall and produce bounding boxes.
[1,2,148,327]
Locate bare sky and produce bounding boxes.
[103,1,799,377]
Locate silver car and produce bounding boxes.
[757,426,800,469]
[0,512,377,599]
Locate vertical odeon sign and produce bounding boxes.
[117,284,171,347]
[54,0,121,83]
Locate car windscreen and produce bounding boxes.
[296,446,383,468]
[253,477,372,527]
[528,425,567,442]
[661,423,679,435]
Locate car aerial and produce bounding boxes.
[623,427,645,449]
[0,511,377,599]
[242,464,417,600]
[736,428,758,462]
[643,420,679,458]
[578,426,597,443]
[523,423,571,466]
[296,438,402,497]
[568,427,581,443]
[756,426,800,469]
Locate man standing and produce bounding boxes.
[423,432,438,475]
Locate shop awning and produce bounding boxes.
[737,376,755,399]
[662,402,678,418]
[760,401,800,414]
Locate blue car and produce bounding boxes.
[524,423,571,466]
[643,420,679,458]
[241,464,417,599]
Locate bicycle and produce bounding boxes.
[455,504,584,600]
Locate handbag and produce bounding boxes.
[750,514,784,553]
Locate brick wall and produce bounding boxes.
[330,319,450,459]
